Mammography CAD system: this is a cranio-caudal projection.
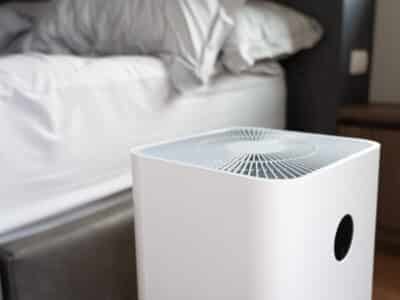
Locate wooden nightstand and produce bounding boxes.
[338,104,400,250]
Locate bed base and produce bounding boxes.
[0,191,137,300]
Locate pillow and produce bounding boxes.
[243,60,284,76]
[19,0,234,90]
[0,7,32,50]
[4,2,52,19]
[220,0,247,15]
[222,0,323,74]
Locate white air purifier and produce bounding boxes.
[131,127,380,300]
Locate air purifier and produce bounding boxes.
[131,127,380,300]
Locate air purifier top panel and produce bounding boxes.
[135,128,377,180]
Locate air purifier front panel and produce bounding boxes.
[131,127,380,300]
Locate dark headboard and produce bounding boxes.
[275,0,376,134]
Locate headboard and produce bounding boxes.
[275,0,376,134]
[0,0,376,134]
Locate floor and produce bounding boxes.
[373,252,400,300]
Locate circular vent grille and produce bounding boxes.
[141,127,374,180]
[204,128,318,179]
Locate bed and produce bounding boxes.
[0,53,286,239]
[0,53,285,300]
[0,0,351,299]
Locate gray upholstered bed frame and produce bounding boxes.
[0,190,137,300]
[0,0,375,299]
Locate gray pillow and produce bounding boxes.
[222,0,323,74]
[4,2,53,19]
[0,7,32,50]
[18,0,235,90]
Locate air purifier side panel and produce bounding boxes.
[267,148,380,300]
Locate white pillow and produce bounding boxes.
[222,0,323,74]
[0,7,31,50]
[19,0,234,90]
[220,0,247,15]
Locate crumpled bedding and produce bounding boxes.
[0,0,286,85]
[1,0,242,90]
[0,52,286,235]
[0,7,32,51]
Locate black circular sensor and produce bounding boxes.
[334,215,354,261]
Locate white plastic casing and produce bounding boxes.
[131,128,380,300]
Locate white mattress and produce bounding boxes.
[0,54,286,236]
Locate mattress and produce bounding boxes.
[0,54,286,237]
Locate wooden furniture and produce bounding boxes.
[338,104,400,249]
[373,251,400,300]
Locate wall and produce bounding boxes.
[370,1,400,104]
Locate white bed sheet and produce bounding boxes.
[0,54,286,236]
